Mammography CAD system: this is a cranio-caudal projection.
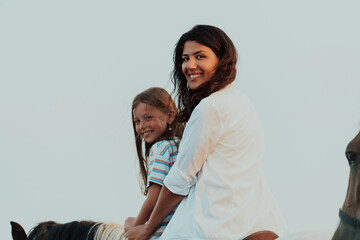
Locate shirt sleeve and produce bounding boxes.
[147,141,172,187]
[164,99,223,195]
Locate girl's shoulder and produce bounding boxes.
[150,138,179,155]
[152,137,180,147]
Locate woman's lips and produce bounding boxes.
[189,74,202,80]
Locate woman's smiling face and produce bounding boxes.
[181,41,219,90]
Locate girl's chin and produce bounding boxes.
[143,137,155,143]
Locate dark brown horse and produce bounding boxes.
[11,220,278,240]
[15,131,360,240]
[332,131,360,240]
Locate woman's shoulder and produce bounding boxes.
[210,83,246,99]
[199,84,249,109]
[193,84,255,124]
[218,84,253,106]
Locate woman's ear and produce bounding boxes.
[168,110,176,124]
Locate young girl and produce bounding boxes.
[124,87,183,239]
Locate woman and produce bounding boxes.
[125,25,287,240]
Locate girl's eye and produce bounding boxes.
[134,120,140,125]
[196,55,205,59]
[145,116,152,120]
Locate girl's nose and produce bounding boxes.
[137,121,143,130]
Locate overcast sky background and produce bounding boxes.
[1,0,360,239]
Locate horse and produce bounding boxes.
[11,220,279,240]
[10,220,125,240]
[13,132,360,240]
[277,131,360,240]
[331,131,360,240]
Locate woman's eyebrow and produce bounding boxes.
[183,50,206,56]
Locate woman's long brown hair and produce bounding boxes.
[172,25,238,122]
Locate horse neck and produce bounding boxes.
[332,222,360,240]
[332,166,360,240]
[342,166,360,218]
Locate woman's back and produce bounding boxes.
[162,84,287,239]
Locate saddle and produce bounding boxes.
[243,230,279,240]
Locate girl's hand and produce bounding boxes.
[124,217,136,232]
[124,224,153,240]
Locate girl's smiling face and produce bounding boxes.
[181,41,219,90]
[133,102,170,143]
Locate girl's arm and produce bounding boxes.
[125,185,184,240]
[124,183,161,231]
[133,183,162,226]
[126,139,179,235]
[126,101,222,240]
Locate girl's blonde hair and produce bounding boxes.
[132,87,183,195]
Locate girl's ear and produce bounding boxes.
[167,110,176,124]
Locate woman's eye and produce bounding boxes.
[196,55,205,59]
[182,57,189,62]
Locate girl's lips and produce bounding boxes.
[142,131,152,138]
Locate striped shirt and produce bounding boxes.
[147,138,179,239]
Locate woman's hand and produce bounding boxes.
[124,217,136,232]
[124,223,153,240]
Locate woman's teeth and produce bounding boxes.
[190,74,201,79]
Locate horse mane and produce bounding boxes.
[46,221,99,240]
[28,221,57,240]
[23,220,124,240]
[94,223,125,240]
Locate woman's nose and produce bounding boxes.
[187,58,196,69]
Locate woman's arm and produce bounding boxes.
[124,183,161,232]
[124,185,184,240]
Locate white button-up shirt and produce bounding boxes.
[161,84,287,239]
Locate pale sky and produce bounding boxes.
[1,0,360,239]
